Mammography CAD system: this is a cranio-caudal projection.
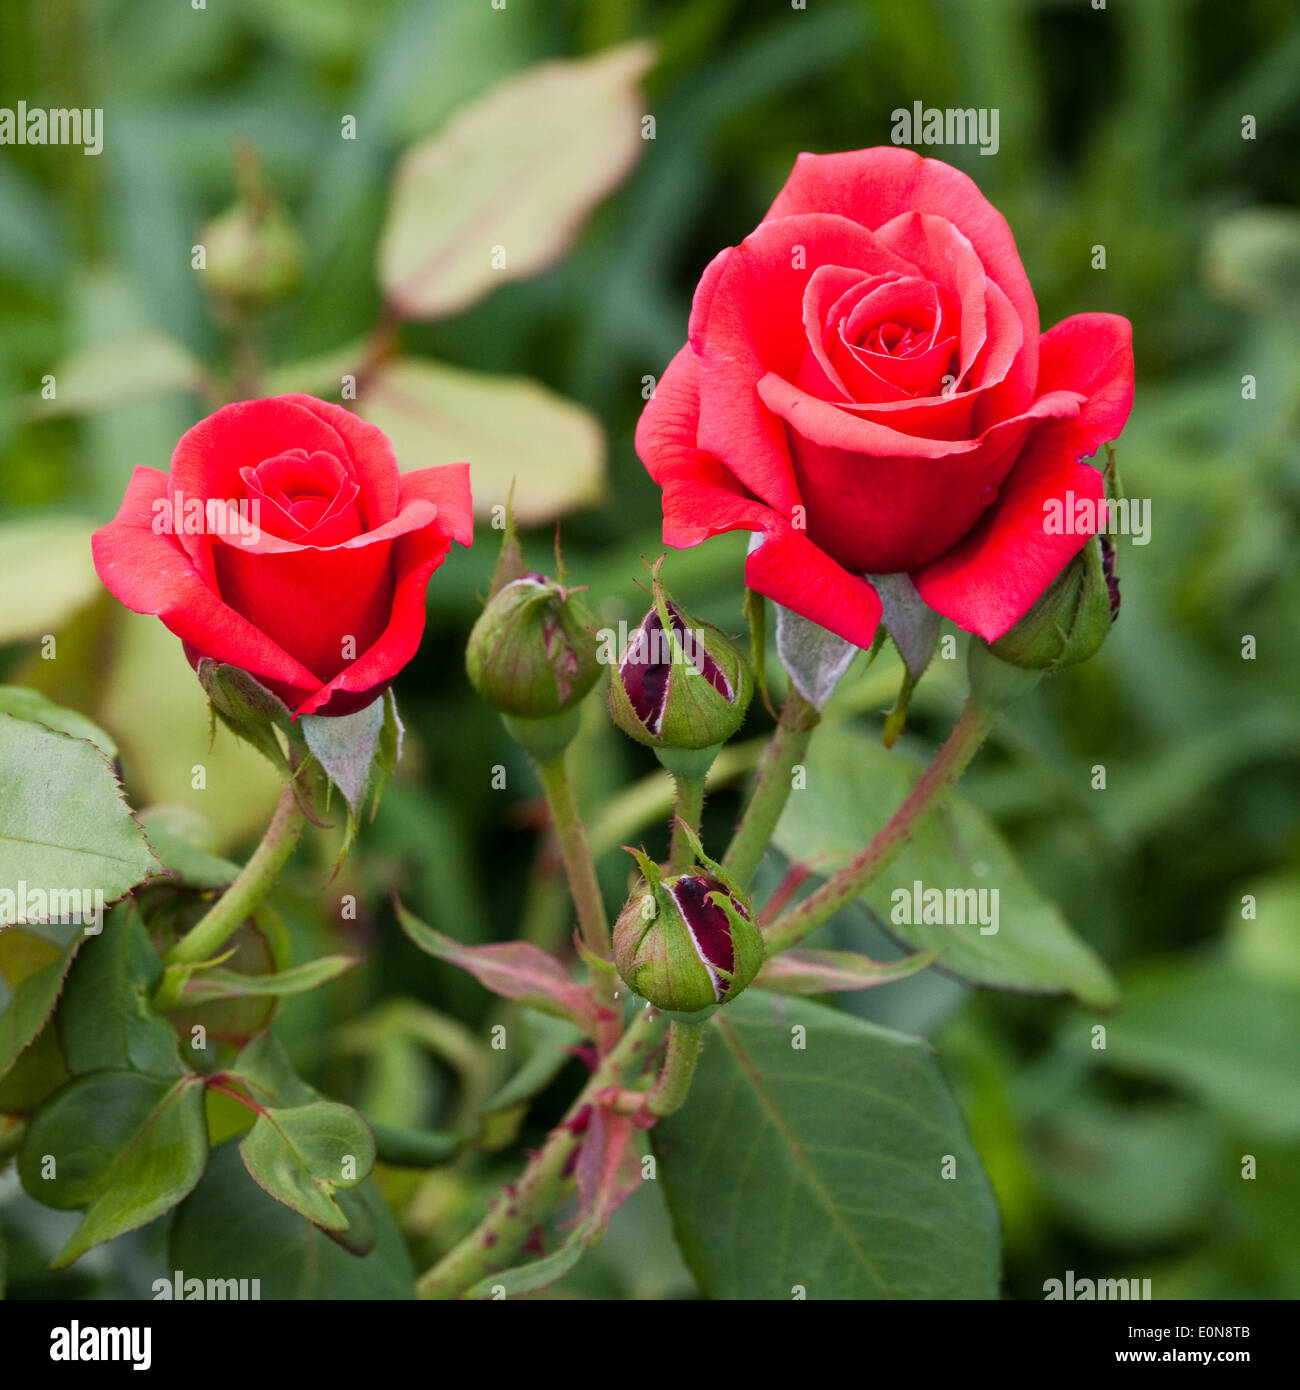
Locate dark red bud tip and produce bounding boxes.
[669,874,744,999]
[620,601,734,732]
[1100,537,1121,621]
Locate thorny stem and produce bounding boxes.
[763,698,999,954]
[722,688,820,887]
[417,1005,667,1299]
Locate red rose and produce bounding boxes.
[636,147,1134,645]
[92,394,472,717]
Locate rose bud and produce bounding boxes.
[608,583,752,753]
[613,838,764,1017]
[466,573,601,721]
[201,194,304,309]
[987,534,1114,673]
[91,395,472,718]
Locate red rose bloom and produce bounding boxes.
[636,147,1134,645]
[92,394,472,717]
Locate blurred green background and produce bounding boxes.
[2,0,1298,1299]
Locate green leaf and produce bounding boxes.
[138,805,240,890]
[378,41,655,318]
[653,992,1000,1299]
[0,922,85,1082]
[18,1071,208,1268]
[26,332,203,419]
[0,1016,69,1115]
[58,903,185,1078]
[0,520,100,644]
[755,946,939,995]
[226,1030,317,1108]
[179,954,360,1004]
[464,1219,598,1300]
[774,724,1119,1008]
[238,1100,376,1232]
[369,1119,461,1168]
[0,718,157,1081]
[482,1012,584,1116]
[359,358,605,526]
[169,1139,415,1299]
[0,686,117,759]
[0,714,159,909]
[1077,958,1300,1140]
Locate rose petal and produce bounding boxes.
[745,522,883,649]
[636,346,775,546]
[292,461,472,716]
[763,148,1040,393]
[90,467,324,694]
[912,313,1134,638]
[689,212,915,519]
[757,375,1083,574]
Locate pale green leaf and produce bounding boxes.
[359,357,605,525]
[378,42,655,318]
[774,724,1119,1008]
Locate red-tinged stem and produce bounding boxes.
[763,698,999,954]
[599,1018,704,1119]
[417,1006,666,1299]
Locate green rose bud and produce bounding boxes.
[613,832,763,1016]
[466,573,601,720]
[988,536,1115,673]
[201,195,304,308]
[608,577,751,752]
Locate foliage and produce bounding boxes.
[1,0,1298,1301]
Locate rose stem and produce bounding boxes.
[667,773,706,871]
[417,1005,667,1300]
[763,697,999,954]
[600,1018,704,1118]
[534,752,614,995]
[158,781,307,982]
[721,688,820,888]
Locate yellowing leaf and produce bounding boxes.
[378,41,656,318]
[0,520,100,644]
[359,358,605,524]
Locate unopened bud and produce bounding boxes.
[201,196,303,308]
[609,577,751,751]
[613,831,763,1017]
[466,574,600,721]
[988,537,1114,674]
